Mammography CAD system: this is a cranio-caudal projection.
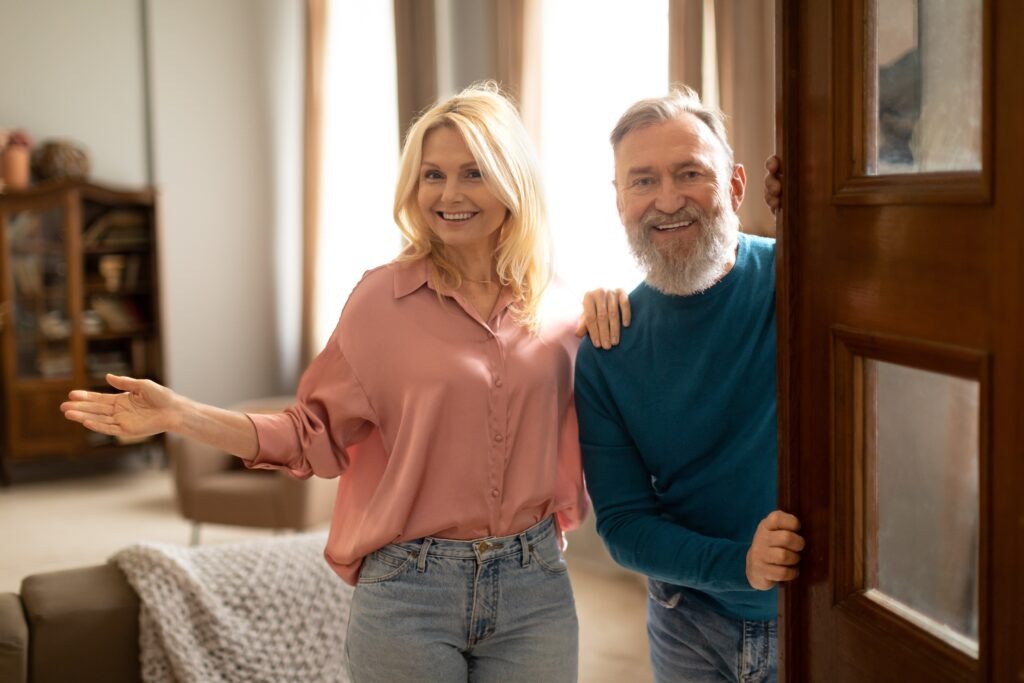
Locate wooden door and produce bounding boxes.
[776,0,1023,680]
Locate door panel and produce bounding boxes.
[776,0,1022,680]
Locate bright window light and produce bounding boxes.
[317,2,402,349]
[539,0,669,294]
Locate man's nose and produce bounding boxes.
[653,183,686,215]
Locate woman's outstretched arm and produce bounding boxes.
[61,373,259,460]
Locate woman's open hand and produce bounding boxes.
[61,374,181,439]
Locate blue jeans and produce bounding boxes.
[647,580,777,683]
[345,516,578,682]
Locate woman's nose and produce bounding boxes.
[441,180,463,203]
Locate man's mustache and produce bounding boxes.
[639,205,705,231]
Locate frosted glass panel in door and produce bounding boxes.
[865,360,979,657]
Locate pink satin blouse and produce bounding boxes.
[245,257,587,585]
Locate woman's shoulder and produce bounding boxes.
[337,259,418,326]
[346,258,426,305]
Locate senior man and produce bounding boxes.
[574,88,803,683]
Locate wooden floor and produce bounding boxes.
[0,455,652,682]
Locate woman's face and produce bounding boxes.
[416,126,509,258]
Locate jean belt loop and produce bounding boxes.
[519,531,530,567]
[416,537,433,572]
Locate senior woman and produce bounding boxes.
[62,83,618,683]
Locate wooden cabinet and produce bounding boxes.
[0,181,164,481]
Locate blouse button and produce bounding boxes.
[495,378,503,388]
[494,433,504,442]
[491,488,500,498]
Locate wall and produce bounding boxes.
[0,0,149,185]
[146,0,303,404]
[0,0,304,406]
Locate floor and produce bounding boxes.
[0,454,653,682]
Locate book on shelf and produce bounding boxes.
[11,257,42,296]
[82,210,149,249]
[89,296,142,333]
[123,254,143,288]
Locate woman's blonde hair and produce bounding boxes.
[394,81,551,331]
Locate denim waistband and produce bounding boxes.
[384,516,556,562]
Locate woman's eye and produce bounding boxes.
[465,169,483,180]
[424,170,443,181]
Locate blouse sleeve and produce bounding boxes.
[553,393,589,536]
[244,324,376,479]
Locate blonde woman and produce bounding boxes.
[62,83,617,682]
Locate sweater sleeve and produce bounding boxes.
[574,346,751,592]
[245,322,376,480]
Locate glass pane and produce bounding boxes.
[865,360,979,657]
[871,0,982,174]
[6,207,72,379]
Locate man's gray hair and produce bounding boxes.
[610,85,734,164]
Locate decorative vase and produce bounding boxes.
[1,145,30,190]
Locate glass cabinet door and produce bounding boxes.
[5,205,73,380]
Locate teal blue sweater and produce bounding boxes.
[575,234,778,621]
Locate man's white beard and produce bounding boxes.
[626,201,739,296]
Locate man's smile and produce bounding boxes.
[650,219,696,232]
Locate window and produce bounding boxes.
[538,0,669,293]
[316,2,402,348]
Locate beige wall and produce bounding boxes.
[0,0,149,185]
[0,0,304,406]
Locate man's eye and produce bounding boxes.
[633,177,655,187]
[678,170,702,181]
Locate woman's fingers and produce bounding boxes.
[617,289,631,328]
[605,290,620,347]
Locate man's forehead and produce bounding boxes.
[614,113,726,170]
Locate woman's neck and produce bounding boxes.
[446,240,499,284]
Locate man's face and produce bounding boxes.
[614,113,747,295]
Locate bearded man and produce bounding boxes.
[574,88,804,683]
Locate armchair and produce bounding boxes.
[167,396,336,544]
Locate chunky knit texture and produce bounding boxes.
[112,532,352,683]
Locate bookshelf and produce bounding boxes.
[0,180,164,482]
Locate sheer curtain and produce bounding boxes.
[310,0,402,354]
[538,0,670,294]
[670,0,776,236]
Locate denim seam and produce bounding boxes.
[530,546,568,574]
[357,552,414,584]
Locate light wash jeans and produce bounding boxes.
[345,516,578,682]
[647,579,777,683]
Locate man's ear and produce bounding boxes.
[730,163,747,212]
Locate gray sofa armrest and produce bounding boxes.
[0,592,28,683]
[20,563,140,683]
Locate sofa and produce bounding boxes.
[0,530,350,683]
[0,562,141,683]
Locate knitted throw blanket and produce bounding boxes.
[111,532,352,683]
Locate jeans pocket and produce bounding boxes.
[357,548,414,584]
[648,581,682,609]
[530,536,569,575]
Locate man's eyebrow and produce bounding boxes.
[625,166,655,177]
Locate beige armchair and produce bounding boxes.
[167,396,337,544]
